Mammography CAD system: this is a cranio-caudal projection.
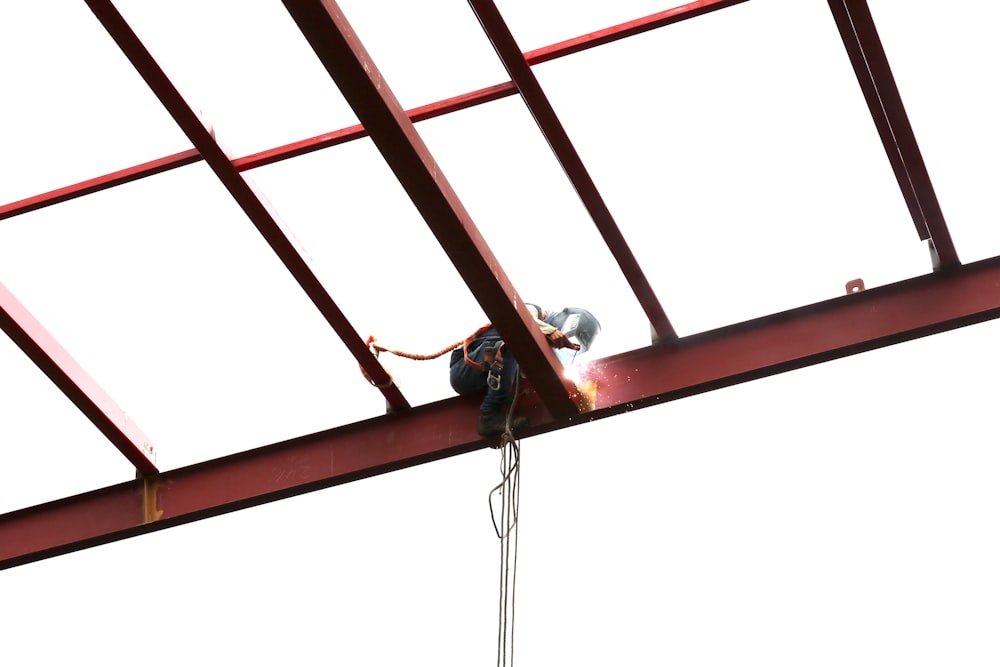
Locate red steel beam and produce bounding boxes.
[827,0,959,268]
[524,0,751,65]
[0,281,158,475]
[234,82,519,171]
[6,254,1000,569]
[281,0,580,418]
[1,1,746,221]
[0,149,201,222]
[83,0,408,411]
[470,0,676,342]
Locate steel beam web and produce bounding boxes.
[827,0,958,268]
[469,0,676,342]
[0,281,158,474]
[6,253,1000,569]
[281,0,581,418]
[83,0,409,411]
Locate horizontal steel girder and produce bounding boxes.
[5,256,1000,569]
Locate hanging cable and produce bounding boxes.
[489,375,521,667]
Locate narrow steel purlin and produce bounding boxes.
[0,149,201,221]
[0,1,747,222]
[827,0,958,268]
[83,0,408,411]
[469,0,676,342]
[524,0,750,66]
[0,282,158,475]
[281,0,580,418]
[6,254,1000,569]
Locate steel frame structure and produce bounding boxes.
[0,0,985,569]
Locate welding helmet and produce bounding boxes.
[548,307,601,355]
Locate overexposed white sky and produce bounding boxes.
[2,1,1000,664]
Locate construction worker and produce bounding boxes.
[451,305,600,436]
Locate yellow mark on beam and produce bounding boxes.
[143,476,164,524]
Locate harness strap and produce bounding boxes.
[463,324,498,371]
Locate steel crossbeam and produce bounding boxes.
[0,281,158,475]
[1,2,745,222]
[281,0,581,418]
[470,0,676,341]
[0,0,984,576]
[84,0,409,412]
[5,255,1000,569]
[827,0,958,268]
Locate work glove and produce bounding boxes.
[546,330,580,350]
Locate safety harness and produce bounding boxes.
[460,325,505,390]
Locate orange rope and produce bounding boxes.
[360,325,492,387]
[366,336,464,361]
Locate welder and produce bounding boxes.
[450,304,600,436]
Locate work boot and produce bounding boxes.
[478,411,528,437]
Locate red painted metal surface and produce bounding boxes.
[470,0,676,342]
[0,281,158,475]
[583,257,1000,413]
[2,0,990,575]
[6,255,1000,569]
[0,1,744,222]
[827,0,958,268]
[234,82,519,171]
[524,0,751,65]
[0,149,200,222]
[84,0,408,411]
[281,0,580,418]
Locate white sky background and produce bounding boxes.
[1,0,1000,664]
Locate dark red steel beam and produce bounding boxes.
[84,0,408,411]
[1,2,747,221]
[281,0,580,418]
[6,254,1000,569]
[827,0,958,268]
[470,0,676,342]
[0,281,158,475]
[582,257,1000,414]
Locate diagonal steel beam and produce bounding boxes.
[281,0,580,418]
[6,253,1000,569]
[84,0,408,411]
[469,0,676,342]
[827,0,958,268]
[0,281,158,474]
[2,1,748,222]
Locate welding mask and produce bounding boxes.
[548,308,601,363]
